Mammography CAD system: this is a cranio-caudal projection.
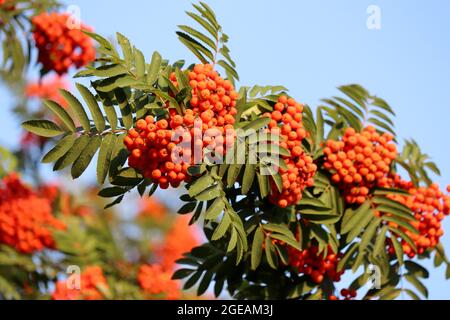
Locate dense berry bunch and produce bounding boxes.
[384,176,450,257]
[173,63,238,127]
[137,264,180,300]
[324,126,397,204]
[124,116,191,189]
[155,216,200,270]
[32,13,95,74]
[0,174,65,253]
[288,245,344,284]
[25,75,69,107]
[137,197,167,222]
[52,266,108,300]
[264,95,316,208]
[125,64,237,189]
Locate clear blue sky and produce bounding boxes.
[1,0,449,299]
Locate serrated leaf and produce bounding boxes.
[264,237,278,269]
[211,213,231,241]
[172,268,195,280]
[270,234,300,251]
[76,83,106,132]
[205,198,224,220]
[97,133,115,184]
[43,100,76,132]
[71,135,101,179]
[147,51,162,85]
[241,164,256,195]
[42,134,76,163]
[390,236,404,265]
[60,89,91,132]
[134,48,145,79]
[22,120,64,138]
[341,201,372,234]
[96,91,118,130]
[381,215,418,235]
[53,135,90,171]
[405,275,428,298]
[114,88,133,129]
[189,174,214,197]
[251,226,264,270]
[98,187,127,198]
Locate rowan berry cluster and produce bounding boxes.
[124,116,191,189]
[324,126,397,204]
[125,64,237,189]
[31,12,95,74]
[0,174,65,254]
[137,264,180,300]
[384,176,450,257]
[264,95,316,208]
[288,245,344,284]
[52,266,108,300]
[25,75,69,107]
[174,63,238,127]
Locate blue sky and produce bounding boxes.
[1,0,450,299]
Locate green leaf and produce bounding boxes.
[147,51,162,85]
[98,187,127,198]
[42,134,76,163]
[97,91,118,130]
[188,174,214,197]
[391,236,404,265]
[54,135,90,171]
[227,164,243,187]
[270,234,300,251]
[264,237,278,269]
[195,184,221,201]
[172,268,195,280]
[388,227,417,253]
[197,270,214,296]
[183,271,202,290]
[186,12,217,39]
[405,275,428,298]
[178,202,197,214]
[241,164,256,195]
[134,48,146,79]
[71,136,102,179]
[76,83,106,132]
[117,32,133,67]
[205,198,225,220]
[373,226,387,257]
[251,226,264,270]
[22,120,64,138]
[403,289,421,300]
[178,25,216,49]
[381,215,418,235]
[43,100,76,132]
[337,243,358,272]
[97,133,115,184]
[93,64,127,77]
[211,213,231,241]
[60,89,91,132]
[341,201,372,234]
[257,173,269,199]
[404,261,429,279]
[114,88,133,129]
